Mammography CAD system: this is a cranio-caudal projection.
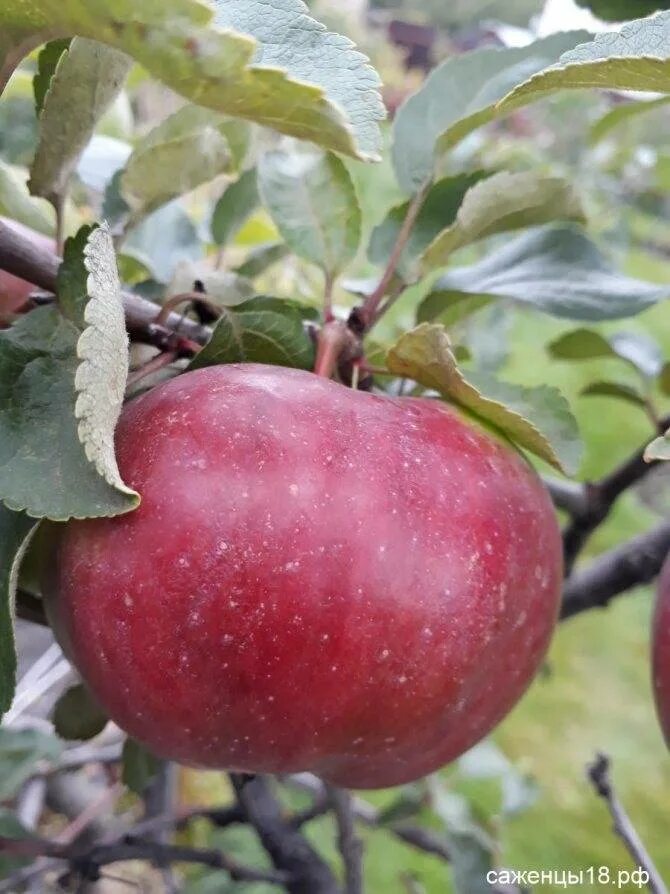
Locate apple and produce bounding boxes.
[44,363,562,788]
[653,556,670,747]
[0,217,55,317]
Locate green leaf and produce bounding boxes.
[0,506,36,719]
[0,225,138,519]
[589,97,670,145]
[211,168,259,247]
[0,807,35,877]
[549,328,664,377]
[53,683,108,741]
[499,11,670,114]
[658,361,670,396]
[392,31,589,195]
[0,161,55,235]
[0,727,62,800]
[386,323,582,474]
[416,291,494,328]
[576,0,670,21]
[421,172,585,272]
[368,172,487,280]
[122,737,160,795]
[120,201,203,284]
[120,105,242,217]
[581,381,648,410]
[189,296,315,371]
[57,224,96,328]
[32,38,71,117]
[419,226,668,323]
[235,242,288,279]
[29,38,131,199]
[258,149,361,278]
[0,0,383,162]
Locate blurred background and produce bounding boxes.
[2,0,670,890]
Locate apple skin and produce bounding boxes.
[0,217,55,317]
[653,555,670,748]
[45,363,562,788]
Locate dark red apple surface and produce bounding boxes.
[653,555,670,747]
[0,217,55,317]
[46,364,562,788]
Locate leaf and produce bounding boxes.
[258,149,361,277]
[120,200,203,284]
[499,11,670,114]
[386,323,582,474]
[0,808,35,877]
[29,38,132,199]
[392,31,589,195]
[211,168,259,247]
[419,226,668,323]
[0,506,36,719]
[0,0,383,162]
[75,225,139,505]
[581,381,648,410]
[0,161,55,235]
[53,683,108,741]
[549,328,664,377]
[120,105,241,217]
[368,172,488,280]
[576,0,670,21]
[32,38,71,116]
[235,242,288,278]
[421,172,585,272]
[0,225,138,519]
[189,296,315,371]
[57,224,96,328]
[589,97,670,145]
[0,727,62,800]
[659,361,670,396]
[122,737,160,795]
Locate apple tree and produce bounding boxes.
[0,2,669,892]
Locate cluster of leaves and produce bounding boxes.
[1,0,670,890]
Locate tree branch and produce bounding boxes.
[587,754,668,894]
[326,786,363,894]
[561,521,670,620]
[230,774,341,894]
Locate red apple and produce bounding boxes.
[0,217,55,317]
[653,556,670,747]
[45,364,562,788]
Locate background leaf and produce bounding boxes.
[32,38,71,116]
[120,106,242,217]
[211,168,259,247]
[589,97,670,145]
[387,323,582,474]
[0,161,54,234]
[258,149,361,278]
[29,38,131,199]
[122,738,160,795]
[0,728,62,800]
[419,226,669,323]
[391,31,589,195]
[53,683,108,741]
[421,172,585,272]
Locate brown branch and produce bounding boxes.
[587,755,668,894]
[560,521,670,620]
[0,219,212,347]
[326,786,363,894]
[561,417,669,575]
[230,774,341,894]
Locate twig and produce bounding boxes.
[561,417,669,574]
[323,272,335,323]
[126,350,178,388]
[326,786,363,894]
[543,477,588,516]
[587,754,668,894]
[359,179,430,329]
[561,521,670,620]
[230,774,341,894]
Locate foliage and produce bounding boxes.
[1,1,670,891]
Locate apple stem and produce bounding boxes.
[126,350,179,389]
[323,272,335,323]
[314,319,348,378]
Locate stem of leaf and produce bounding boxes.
[359,178,431,331]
